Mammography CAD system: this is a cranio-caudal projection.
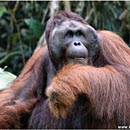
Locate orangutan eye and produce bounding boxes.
[65,30,74,38]
[76,30,84,37]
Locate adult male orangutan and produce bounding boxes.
[0,11,130,129]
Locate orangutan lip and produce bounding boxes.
[74,57,85,60]
[68,55,86,61]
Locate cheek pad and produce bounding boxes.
[49,31,65,60]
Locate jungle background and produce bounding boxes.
[0,1,130,76]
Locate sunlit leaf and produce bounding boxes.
[0,67,17,91]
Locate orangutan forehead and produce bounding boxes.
[51,20,97,39]
[59,20,86,28]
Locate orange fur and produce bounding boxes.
[46,31,130,127]
[0,46,46,128]
[0,11,130,128]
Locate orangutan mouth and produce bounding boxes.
[74,57,85,60]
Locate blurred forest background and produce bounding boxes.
[0,1,130,75]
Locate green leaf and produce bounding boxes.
[0,67,17,91]
[24,18,43,38]
[12,33,19,42]
[21,28,35,40]
[0,6,7,18]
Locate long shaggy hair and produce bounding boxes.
[46,30,130,128]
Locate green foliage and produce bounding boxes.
[24,18,43,39]
[0,67,16,91]
[0,1,48,75]
[0,6,7,18]
[84,1,130,46]
[0,1,130,75]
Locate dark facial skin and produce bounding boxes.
[49,20,99,67]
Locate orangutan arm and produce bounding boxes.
[46,64,126,119]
